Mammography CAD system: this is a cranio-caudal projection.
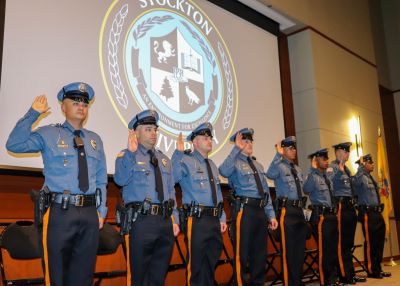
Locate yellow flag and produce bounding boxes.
[377,135,393,236]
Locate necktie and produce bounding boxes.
[205,158,218,206]
[74,130,89,192]
[368,173,381,204]
[322,173,335,205]
[290,163,303,200]
[344,166,355,196]
[247,157,265,197]
[148,150,164,202]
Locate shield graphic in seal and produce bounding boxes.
[150,28,205,113]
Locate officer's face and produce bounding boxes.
[61,99,88,122]
[136,124,158,148]
[317,156,329,170]
[335,149,349,161]
[283,146,296,161]
[242,139,253,156]
[193,135,212,154]
[364,161,374,172]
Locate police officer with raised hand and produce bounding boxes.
[266,136,307,286]
[172,122,227,286]
[327,142,366,284]
[219,128,278,286]
[6,83,107,286]
[304,148,341,286]
[354,154,391,279]
[114,109,179,286]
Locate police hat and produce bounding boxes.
[355,154,373,164]
[57,82,94,103]
[187,122,213,141]
[128,109,159,130]
[281,136,296,148]
[332,142,352,152]
[230,128,254,142]
[308,148,329,159]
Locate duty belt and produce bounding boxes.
[52,193,96,207]
[336,196,357,207]
[126,202,165,216]
[237,196,265,208]
[359,204,384,213]
[313,205,337,215]
[182,203,223,218]
[277,197,304,208]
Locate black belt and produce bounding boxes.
[237,196,265,208]
[336,196,357,207]
[313,205,337,214]
[200,206,221,217]
[52,193,96,207]
[182,204,222,218]
[126,202,165,216]
[277,197,304,208]
[359,204,384,213]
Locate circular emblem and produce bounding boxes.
[99,0,238,156]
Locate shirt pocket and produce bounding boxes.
[49,146,76,173]
[133,164,150,185]
[192,172,209,190]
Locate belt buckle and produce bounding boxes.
[213,208,218,217]
[75,195,84,207]
[151,205,159,215]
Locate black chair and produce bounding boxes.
[0,221,44,285]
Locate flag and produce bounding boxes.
[377,134,393,236]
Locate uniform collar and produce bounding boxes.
[280,154,293,166]
[310,167,325,176]
[357,165,368,175]
[138,144,155,155]
[192,149,207,162]
[62,121,86,137]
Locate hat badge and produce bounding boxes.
[79,83,87,92]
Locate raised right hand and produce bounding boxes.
[128,130,138,152]
[177,132,184,152]
[235,132,246,150]
[275,139,284,155]
[32,95,50,113]
[311,157,318,169]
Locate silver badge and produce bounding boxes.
[79,83,87,92]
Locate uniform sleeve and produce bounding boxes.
[6,107,45,153]
[303,172,315,195]
[114,149,137,186]
[261,169,275,219]
[353,171,367,197]
[218,146,241,178]
[167,160,180,225]
[171,150,188,183]
[327,164,343,184]
[96,138,108,218]
[266,152,281,179]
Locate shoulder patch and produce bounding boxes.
[117,151,125,158]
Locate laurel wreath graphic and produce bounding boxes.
[180,21,216,69]
[133,15,174,43]
[218,42,234,130]
[108,4,129,109]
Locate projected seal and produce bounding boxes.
[99,0,238,155]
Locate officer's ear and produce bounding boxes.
[61,101,66,114]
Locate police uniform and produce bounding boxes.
[6,82,107,286]
[327,142,365,284]
[266,136,307,286]
[304,148,339,286]
[354,154,391,279]
[113,110,178,286]
[219,128,275,286]
[172,122,225,286]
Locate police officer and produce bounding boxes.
[219,128,278,286]
[327,142,366,284]
[113,110,180,286]
[354,154,391,279]
[266,136,307,286]
[6,83,107,286]
[172,122,227,286]
[304,148,341,286]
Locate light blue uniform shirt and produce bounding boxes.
[172,149,226,222]
[327,159,353,197]
[219,146,275,220]
[354,166,380,206]
[303,168,334,207]
[114,144,179,223]
[266,152,304,200]
[6,107,108,217]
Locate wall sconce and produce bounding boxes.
[349,115,363,157]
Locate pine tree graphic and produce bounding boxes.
[160,77,174,101]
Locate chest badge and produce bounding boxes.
[90,139,97,150]
[162,158,168,167]
[57,140,68,149]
